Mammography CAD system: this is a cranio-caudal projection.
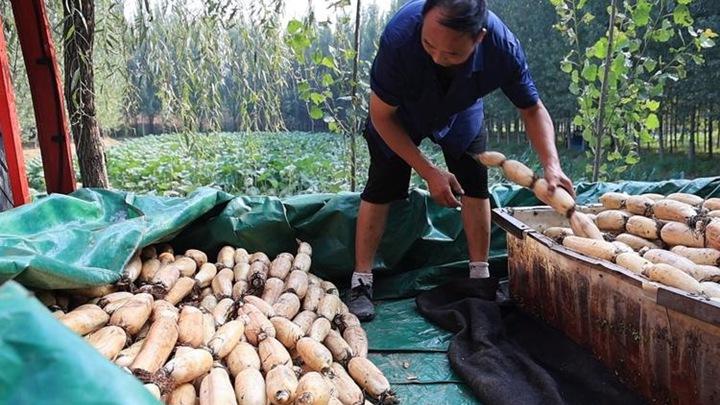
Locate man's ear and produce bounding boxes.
[474,28,487,45]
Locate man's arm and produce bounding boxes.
[370,92,464,207]
[519,100,576,198]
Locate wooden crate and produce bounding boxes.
[493,206,720,405]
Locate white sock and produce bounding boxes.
[469,261,490,279]
[351,272,373,288]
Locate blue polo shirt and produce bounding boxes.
[369,0,539,159]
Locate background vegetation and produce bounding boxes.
[3,0,719,196]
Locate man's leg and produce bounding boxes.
[461,196,491,278]
[442,131,492,278]
[355,200,391,274]
[348,200,390,321]
[349,130,413,321]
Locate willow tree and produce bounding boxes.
[63,0,109,187]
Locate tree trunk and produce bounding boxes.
[689,108,696,161]
[658,111,664,157]
[708,109,713,158]
[717,113,720,149]
[63,0,108,188]
[566,120,570,147]
[671,104,677,153]
[680,112,686,146]
[592,0,617,181]
[717,112,720,149]
[703,111,708,154]
[704,110,710,154]
[349,0,362,192]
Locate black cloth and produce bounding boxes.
[415,278,646,405]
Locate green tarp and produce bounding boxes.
[1,176,720,404]
[367,352,461,384]
[366,298,452,352]
[5,177,720,291]
[0,281,160,405]
[0,187,232,288]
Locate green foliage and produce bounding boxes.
[3,0,717,145]
[284,1,380,190]
[107,132,370,196]
[489,141,720,183]
[27,132,371,197]
[26,132,720,197]
[6,0,720,197]
[1,4,38,143]
[478,1,576,124]
[285,10,366,135]
[550,0,716,181]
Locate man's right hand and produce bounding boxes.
[369,92,464,208]
[424,166,464,208]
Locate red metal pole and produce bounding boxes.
[0,17,31,206]
[11,0,76,194]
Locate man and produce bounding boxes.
[347,0,575,321]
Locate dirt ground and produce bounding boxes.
[22,137,121,161]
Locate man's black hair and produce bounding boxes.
[422,0,488,37]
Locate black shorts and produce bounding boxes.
[360,131,489,204]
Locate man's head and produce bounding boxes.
[421,0,488,67]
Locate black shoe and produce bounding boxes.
[347,279,375,322]
[495,279,515,306]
